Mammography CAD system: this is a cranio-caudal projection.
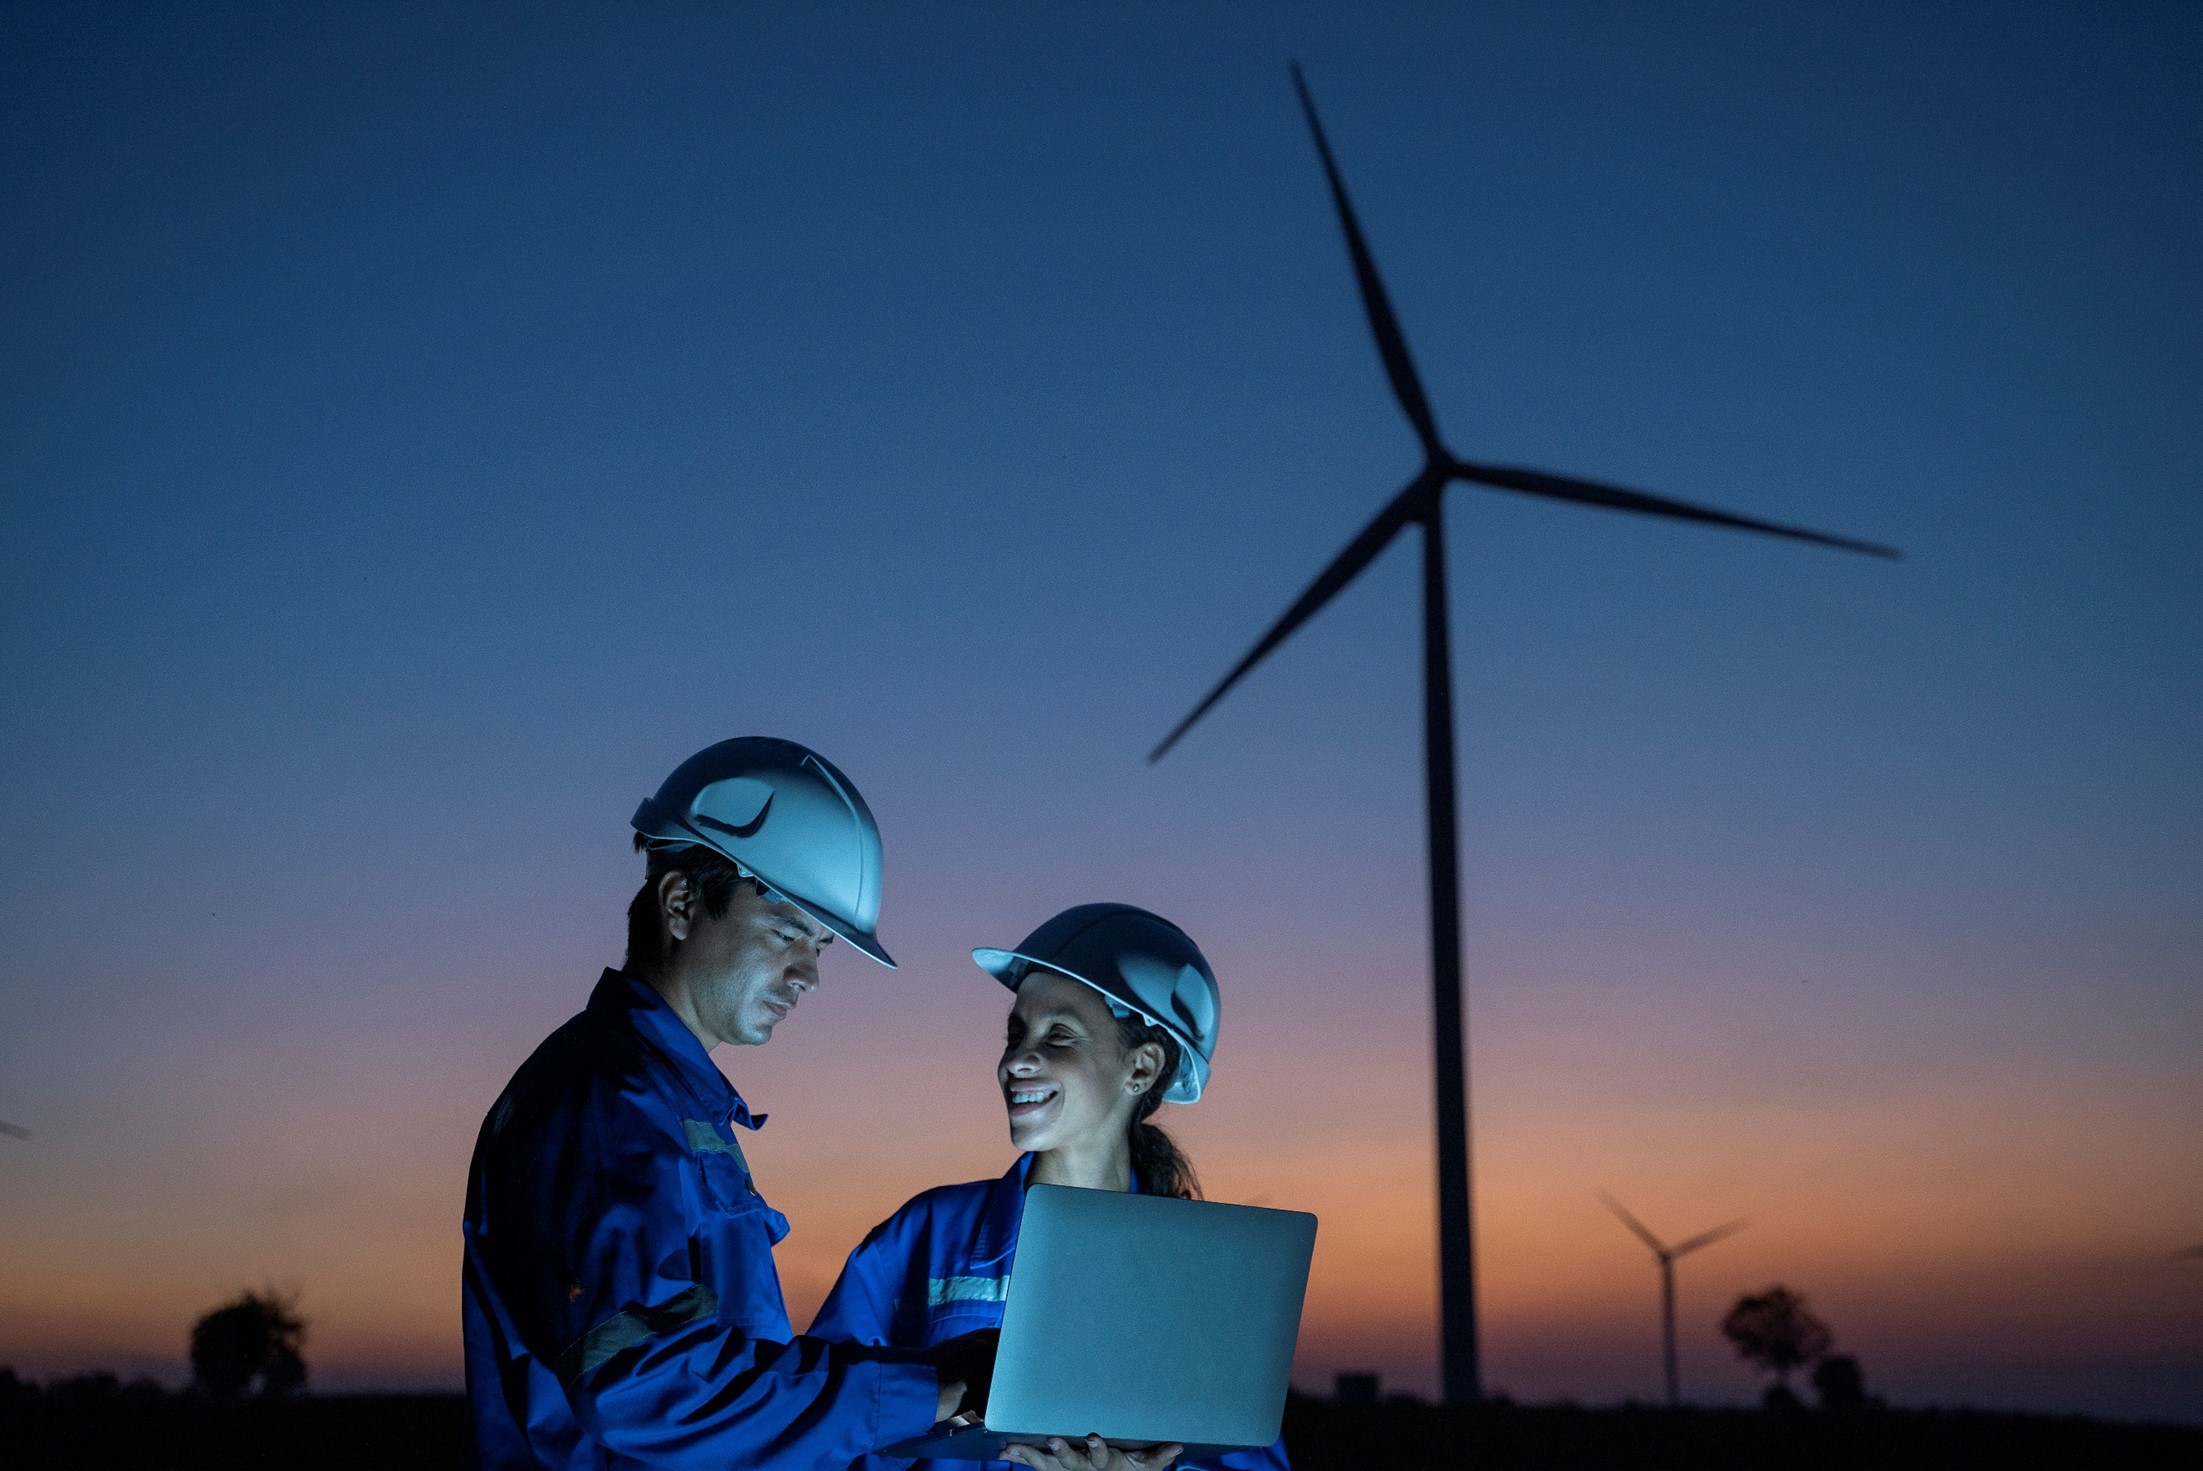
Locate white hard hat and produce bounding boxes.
[632,737,895,967]
[973,904,1220,1103]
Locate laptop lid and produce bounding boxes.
[978,1184,1317,1455]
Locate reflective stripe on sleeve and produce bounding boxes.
[556,1284,720,1387]
[927,1276,1008,1307]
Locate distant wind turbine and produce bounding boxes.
[1147,63,1897,1404]
[1599,1192,1748,1407]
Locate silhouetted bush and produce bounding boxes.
[1813,1354,1869,1412]
[189,1287,307,1400]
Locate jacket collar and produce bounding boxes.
[588,969,766,1130]
[967,1154,1034,1271]
[968,1150,1145,1270]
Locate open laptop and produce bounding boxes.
[879,1184,1318,1462]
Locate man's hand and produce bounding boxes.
[926,1329,999,1421]
[935,1376,966,1425]
[1002,1432,1183,1471]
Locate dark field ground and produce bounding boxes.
[5,1389,2200,1470]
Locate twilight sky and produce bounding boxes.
[2,0,2198,1424]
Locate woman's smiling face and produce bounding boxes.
[997,969,1145,1155]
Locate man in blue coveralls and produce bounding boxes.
[463,737,989,1469]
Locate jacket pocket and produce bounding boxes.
[695,1150,766,1215]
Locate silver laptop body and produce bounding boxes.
[880,1184,1318,1462]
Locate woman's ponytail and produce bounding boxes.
[1117,1014,1201,1200]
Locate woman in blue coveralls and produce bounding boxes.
[810,904,1290,1471]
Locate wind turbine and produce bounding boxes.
[1146,65,1898,1404]
[1598,1192,1747,1406]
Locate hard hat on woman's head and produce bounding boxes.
[632,737,895,967]
[973,903,1220,1103]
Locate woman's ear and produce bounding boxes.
[1126,1039,1167,1095]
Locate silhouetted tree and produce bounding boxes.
[1812,1353,1868,1411]
[189,1287,307,1399]
[1721,1286,1832,1405]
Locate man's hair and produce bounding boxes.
[623,834,761,976]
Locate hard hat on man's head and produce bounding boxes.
[632,737,895,967]
[973,903,1220,1103]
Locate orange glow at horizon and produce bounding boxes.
[5,939,2196,1422]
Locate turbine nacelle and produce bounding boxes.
[1599,1190,1750,1265]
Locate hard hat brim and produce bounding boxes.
[971,947,1024,984]
[792,896,897,969]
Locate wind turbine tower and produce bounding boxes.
[1598,1192,1748,1407]
[1148,66,1897,1404]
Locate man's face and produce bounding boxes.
[665,879,835,1048]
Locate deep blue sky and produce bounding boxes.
[3,1,2198,1418]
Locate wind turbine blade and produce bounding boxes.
[1596,1191,1669,1257]
[1669,1218,1750,1259]
[1149,475,1426,762]
[0,1120,30,1142]
[1290,63,1444,459]
[1452,459,1901,560]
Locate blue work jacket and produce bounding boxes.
[463,970,940,1470]
[809,1154,1290,1471]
